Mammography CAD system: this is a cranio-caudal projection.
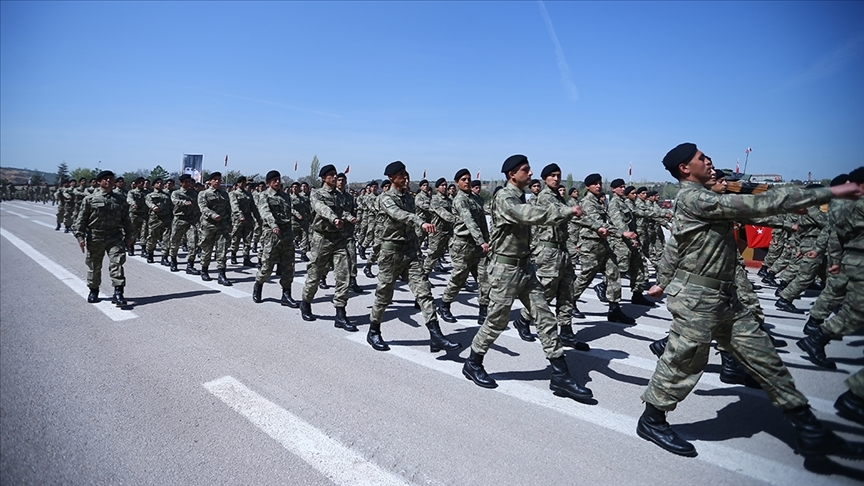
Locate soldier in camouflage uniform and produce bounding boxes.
[251,171,299,307]
[251,181,266,253]
[292,182,312,261]
[144,178,172,264]
[762,213,798,286]
[70,177,89,231]
[62,179,78,232]
[566,187,581,261]
[298,165,357,330]
[197,172,232,286]
[436,169,491,326]
[168,174,202,274]
[55,179,69,231]
[571,173,635,324]
[414,179,432,247]
[461,155,592,403]
[366,161,460,354]
[775,188,828,312]
[637,142,864,461]
[422,178,456,276]
[608,178,653,307]
[126,177,149,256]
[159,179,175,265]
[74,171,133,306]
[229,176,260,267]
[336,173,363,294]
[364,180,389,277]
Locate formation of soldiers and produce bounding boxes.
[43,151,864,468]
[1,181,54,203]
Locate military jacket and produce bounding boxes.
[378,187,424,245]
[126,187,148,216]
[171,188,200,222]
[290,193,310,225]
[415,190,432,222]
[230,188,260,225]
[338,189,357,235]
[827,199,863,266]
[578,192,618,240]
[451,190,489,246]
[489,183,572,260]
[309,185,349,235]
[429,192,456,231]
[257,187,293,230]
[531,186,569,246]
[145,188,172,219]
[198,187,231,228]
[74,189,132,243]
[608,193,637,237]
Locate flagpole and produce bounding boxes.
[743,148,750,175]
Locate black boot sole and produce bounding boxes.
[636,426,698,457]
[462,367,497,389]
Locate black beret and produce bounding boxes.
[435,177,447,188]
[569,187,579,195]
[336,173,346,179]
[419,179,428,186]
[369,180,379,186]
[647,190,658,197]
[636,186,648,194]
[381,180,391,188]
[164,179,175,184]
[540,163,561,179]
[384,160,406,176]
[471,180,481,188]
[319,164,336,178]
[662,143,698,171]
[849,167,864,184]
[236,176,247,184]
[502,154,528,174]
[134,177,146,183]
[95,170,114,181]
[624,186,635,195]
[179,174,192,182]
[830,174,849,187]
[114,176,124,182]
[152,177,163,184]
[454,168,471,181]
[805,183,823,189]
[584,173,602,186]
[208,172,222,181]
[610,178,625,188]
[266,170,281,182]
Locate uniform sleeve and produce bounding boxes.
[380,194,425,228]
[688,186,834,222]
[229,191,242,221]
[606,198,627,237]
[73,197,91,242]
[311,189,340,223]
[497,193,572,226]
[198,191,219,222]
[256,194,277,228]
[655,237,679,289]
[454,196,486,246]
[431,195,457,223]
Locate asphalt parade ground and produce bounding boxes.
[2,200,863,485]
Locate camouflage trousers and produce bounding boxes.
[779,250,825,302]
[199,223,230,270]
[441,236,490,306]
[370,245,436,325]
[611,237,646,291]
[130,213,147,248]
[422,231,451,275]
[362,219,378,249]
[169,219,199,262]
[735,264,765,324]
[255,227,295,288]
[846,369,864,399]
[64,205,76,229]
[230,220,255,257]
[302,232,351,308]
[471,257,563,360]
[642,277,807,411]
[763,232,786,268]
[145,216,172,256]
[769,244,795,278]
[810,270,849,321]
[85,234,127,289]
[573,238,621,303]
[56,205,65,227]
[293,222,310,254]
[821,258,863,338]
[347,236,358,277]
[252,221,262,249]
[519,246,572,328]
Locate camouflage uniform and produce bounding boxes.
[301,185,352,307]
[229,187,260,262]
[255,187,295,288]
[365,192,384,265]
[198,186,232,271]
[778,204,828,302]
[74,188,132,290]
[127,186,149,252]
[642,182,833,412]
[63,184,77,229]
[422,190,456,275]
[414,187,432,244]
[572,191,622,303]
[291,191,311,256]
[55,184,68,229]
[441,187,490,307]
[609,192,646,292]
[169,186,200,263]
[144,188,172,258]
[809,201,852,320]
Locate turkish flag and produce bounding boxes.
[744,225,772,248]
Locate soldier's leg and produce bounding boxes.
[169,220,186,260]
[471,264,522,355]
[230,223,242,255]
[763,234,784,268]
[407,253,437,323]
[821,271,864,337]
[241,223,253,258]
[370,249,401,323]
[779,252,824,302]
[332,244,351,308]
[441,239,472,304]
[347,238,358,278]
[301,233,330,302]
[477,255,490,306]
[278,235,296,289]
[145,218,163,256]
[107,239,127,288]
[602,241,622,303]
[255,231,276,284]
[85,239,106,290]
[845,369,864,400]
[810,271,848,321]
[734,264,765,323]
[186,224,199,264]
[199,228,215,269]
[368,240,381,265]
[214,229,229,269]
[525,274,564,360]
[556,261,575,327]
[572,239,602,299]
[56,206,64,227]
[422,233,446,275]
[161,220,173,254]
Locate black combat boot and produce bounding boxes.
[637,403,698,457]
[785,405,864,459]
[437,300,457,323]
[169,258,179,272]
[200,267,212,281]
[462,349,496,388]
[759,323,787,348]
[87,288,99,303]
[835,391,864,426]
[775,297,804,313]
[185,261,200,275]
[608,302,636,325]
[363,265,375,279]
[252,282,263,303]
[112,287,127,307]
[319,276,328,290]
[571,306,585,319]
[64,227,70,233]
[718,351,762,389]
[334,307,358,332]
[160,254,170,267]
[649,336,668,358]
[761,271,779,286]
[127,246,134,256]
[631,291,655,307]
[280,288,299,308]
[146,252,155,264]
[774,280,788,298]
[512,313,535,342]
[300,301,315,321]
[55,223,60,231]
[797,328,836,369]
[433,259,446,273]
[477,304,488,325]
[427,321,461,352]
[594,282,608,303]
[548,356,593,403]
[367,321,390,351]
[217,269,232,286]
[803,316,824,337]
[757,264,769,278]
[299,252,309,262]
[349,277,364,293]
[230,251,238,265]
[358,246,367,260]
[243,255,254,267]
[558,325,590,351]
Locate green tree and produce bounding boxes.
[565,173,574,191]
[70,167,96,182]
[309,155,321,188]
[56,162,70,182]
[149,165,169,181]
[30,173,44,185]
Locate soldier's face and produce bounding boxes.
[166,181,175,191]
[544,172,561,189]
[269,179,281,191]
[181,179,193,190]
[457,174,471,192]
[530,183,541,194]
[336,177,346,190]
[612,185,624,196]
[471,185,481,195]
[638,192,647,200]
[210,177,221,189]
[98,177,113,191]
[322,171,337,187]
[627,192,636,201]
[586,181,602,196]
[420,183,428,193]
[390,170,408,190]
[682,150,713,183]
[509,163,532,188]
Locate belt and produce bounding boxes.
[492,255,529,267]
[674,269,733,292]
[381,241,410,251]
[536,241,565,250]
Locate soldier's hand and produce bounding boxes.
[828,264,841,274]
[349,217,357,225]
[422,222,437,234]
[185,201,192,206]
[805,250,818,259]
[571,205,583,217]
[791,223,799,231]
[480,243,489,253]
[273,227,281,236]
[623,231,637,240]
[153,207,159,212]
[240,217,246,223]
[78,241,85,253]
[647,285,664,298]
[126,238,134,249]
[213,214,221,221]
[333,218,344,229]
[830,181,864,200]
[597,227,608,237]
[298,215,303,220]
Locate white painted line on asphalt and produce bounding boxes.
[124,254,250,298]
[2,207,58,228]
[342,333,839,486]
[0,227,138,322]
[203,376,414,486]
[6,202,56,216]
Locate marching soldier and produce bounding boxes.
[229,176,260,267]
[126,177,149,256]
[422,178,456,276]
[336,173,364,293]
[144,178,172,264]
[364,180,390,277]
[197,172,233,286]
[55,179,69,231]
[168,174,201,274]
[608,178,653,306]
[253,170,299,307]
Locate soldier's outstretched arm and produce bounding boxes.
[689,186,836,222]
[379,194,425,229]
[497,192,572,226]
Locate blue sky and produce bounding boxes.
[2,1,862,183]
